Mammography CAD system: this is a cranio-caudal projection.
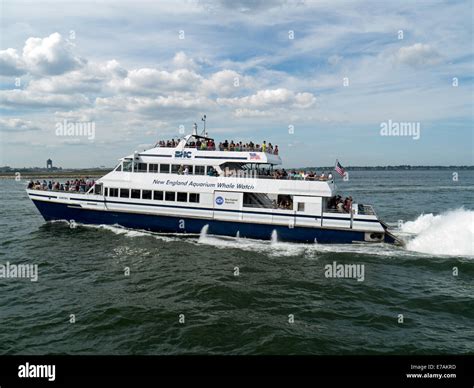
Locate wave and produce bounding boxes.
[401,208,474,257]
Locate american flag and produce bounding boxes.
[335,160,346,176]
[249,152,261,160]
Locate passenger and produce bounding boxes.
[274,145,279,155]
[223,140,229,150]
[336,199,344,213]
[184,166,189,175]
[27,180,34,189]
[347,196,353,212]
[178,165,184,175]
[343,197,351,213]
[262,141,267,152]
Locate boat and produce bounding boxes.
[26,121,401,244]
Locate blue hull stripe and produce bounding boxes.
[31,199,366,244]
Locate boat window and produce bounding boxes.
[123,160,133,172]
[114,163,122,172]
[160,164,170,173]
[137,163,147,173]
[165,191,175,201]
[297,203,305,212]
[142,190,152,200]
[189,193,200,203]
[171,164,181,174]
[120,188,130,198]
[94,184,102,195]
[185,165,193,175]
[243,192,276,209]
[153,190,163,200]
[194,166,205,175]
[104,187,109,197]
[277,195,293,210]
[149,164,158,173]
[131,189,140,199]
[109,188,119,197]
[177,192,187,202]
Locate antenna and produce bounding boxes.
[201,114,207,136]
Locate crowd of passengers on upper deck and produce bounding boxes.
[156,138,279,155]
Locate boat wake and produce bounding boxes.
[399,208,474,257]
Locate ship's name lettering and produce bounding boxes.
[152,179,254,190]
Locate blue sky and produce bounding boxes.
[0,0,472,168]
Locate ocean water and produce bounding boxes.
[0,170,473,355]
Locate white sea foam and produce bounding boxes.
[401,209,474,257]
[81,224,181,242]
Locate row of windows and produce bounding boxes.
[105,188,200,203]
[117,162,207,175]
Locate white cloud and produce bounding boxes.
[22,32,86,75]
[172,51,198,70]
[395,43,442,67]
[217,88,316,109]
[202,69,253,96]
[109,68,203,94]
[96,94,215,114]
[0,118,41,132]
[0,48,26,76]
[0,89,89,108]
[233,108,273,118]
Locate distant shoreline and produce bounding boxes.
[0,165,472,179]
[0,169,111,179]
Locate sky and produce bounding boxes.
[0,0,473,168]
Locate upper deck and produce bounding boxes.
[125,133,282,166]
